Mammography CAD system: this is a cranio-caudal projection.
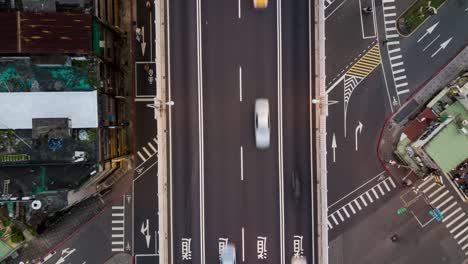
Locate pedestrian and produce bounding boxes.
[390,235,398,242]
[362,6,372,14]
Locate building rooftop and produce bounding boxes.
[402,108,439,141]
[424,101,468,173]
[0,91,98,129]
[0,12,92,54]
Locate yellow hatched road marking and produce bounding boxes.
[347,44,381,78]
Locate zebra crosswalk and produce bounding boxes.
[381,0,409,99]
[417,176,468,255]
[328,176,397,230]
[111,205,126,252]
[137,137,158,162]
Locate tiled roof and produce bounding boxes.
[403,108,438,141]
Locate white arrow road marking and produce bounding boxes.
[417,21,439,43]
[140,219,151,248]
[431,37,453,58]
[355,121,363,151]
[55,248,76,264]
[331,133,337,163]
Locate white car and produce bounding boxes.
[255,98,270,149]
[221,243,236,264]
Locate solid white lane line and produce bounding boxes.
[142,147,151,157]
[277,0,285,262]
[240,146,244,181]
[377,184,385,195]
[388,177,396,188]
[348,203,356,214]
[366,192,374,203]
[137,151,147,161]
[238,0,241,18]
[239,66,243,101]
[383,181,390,191]
[443,207,462,223]
[447,213,466,228]
[437,196,454,209]
[456,227,468,240]
[148,142,157,153]
[423,34,441,52]
[331,214,339,225]
[432,190,449,205]
[354,200,362,210]
[196,0,206,261]
[441,202,458,215]
[360,195,368,206]
[242,227,245,262]
[451,218,468,234]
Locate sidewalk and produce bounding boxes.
[378,44,468,184]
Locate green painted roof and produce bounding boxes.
[424,121,468,173]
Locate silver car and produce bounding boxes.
[291,256,307,264]
[221,243,236,264]
[255,98,270,149]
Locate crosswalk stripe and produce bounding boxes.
[385,27,397,32]
[386,34,399,39]
[397,89,410,95]
[437,196,454,209]
[112,248,124,252]
[112,241,124,245]
[388,48,401,54]
[327,220,333,229]
[377,184,385,195]
[153,137,158,144]
[137,151,147,162]
[451,218,468,234]
[112,220,124,224]
[394,75,407,81]
[371,188,379,199]
[112,206,124,210]
[422,182,437,193]
[342,207,350,218]
[432,190,450,205]
[395,82,409,88]
[418,176,433,187]
[360,195,368,206]
[366,192,374,203]
[112,213,124,217]
[393,68,405,74]
[331,214,339,225]
[447,213,466,228]
[441,201,458,215]
[354,199,362,210]
[148,142,157,152]
[337,211,344,221]
[383,5,395,10]
[112,234,124,238]
[384,20,395,25]
[443,207,462,223]
[383,180,391,191]
[112,227,124,231]
[382,0,394,3]
[387,177,396,188]
[455,226,468,239]
[458,229,468,243]
[384,12,397,17]
[390,54,402,61]
[391,62,404,68]
[428,186,444,198]
[142,147,151,156]
[462,242,468,250]
[348,203,356,214]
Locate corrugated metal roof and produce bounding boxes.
[0,12,91,54]
[403,108,438,141]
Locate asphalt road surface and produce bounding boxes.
[169,0,315,263]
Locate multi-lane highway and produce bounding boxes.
[168,0,316,263]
